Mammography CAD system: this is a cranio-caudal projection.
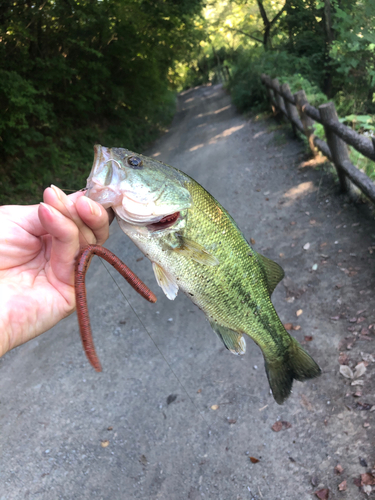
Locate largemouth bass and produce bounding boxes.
[85,145,321,404]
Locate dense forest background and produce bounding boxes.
[1,0,375,204]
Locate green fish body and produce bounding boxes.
[86,145,321,404]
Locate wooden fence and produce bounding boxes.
[261,74,375,203]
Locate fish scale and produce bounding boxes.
[86,145,321,404]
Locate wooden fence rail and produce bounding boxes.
[261,74,375,202]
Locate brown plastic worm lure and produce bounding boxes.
[75,244,157,371]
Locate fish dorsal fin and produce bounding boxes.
[173,235,219,266]
[254,252,284,296]
[209,321,246,355]
[152,262,179,300]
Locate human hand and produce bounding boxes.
[0,186,111,357]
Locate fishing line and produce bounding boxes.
[58,190,212,428]
[98,255,212,427]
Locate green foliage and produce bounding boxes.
[227,47,327,113]
[194,0,375,124]
[0,0,204,204]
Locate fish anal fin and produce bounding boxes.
[255,251,284,296]
[152,262,179,300]
[209,321,246,355]
[173,236,219,266]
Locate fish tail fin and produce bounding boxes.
[264,339,321,405]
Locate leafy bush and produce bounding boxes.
[0,0,203,205]
[227,47,325,113]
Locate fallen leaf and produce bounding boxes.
[330,316,340,321]
[303,242,310,250]
[349,317,357,323]
[197,388,202,393]
[271,420,292,432]
[227,419,236,424]
[357,309,366,315]
[347,326,357,332]
[335,464,344,474]
[293,325,301,330]
[211,404,219,410]
[284,323,293,330]
[300,394,313,411]
[356,402,373,410]
[250,238,256,245]
[338,353,349,365]
[351,380,364,386]
[363,484,372,496]
[353,390,363,397]
[107,426,113,431]
[310,219,316,225]
[250,457,259,463]
[357,317,366,323]
[311,475,319,487]
[338,480,347,491]
[296,309,303,317]
[101,440,109,448]
[167,394,177,405]
[139,454,148,466]
[353,477,362,488]
[339,365,354,379]
[354,362,367,378]
[361,353,375,363]
[314,488,329,499]
[361,473,375,485]
[304,335,313,342]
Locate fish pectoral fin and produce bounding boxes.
[209,321,246,355]
[152,262,179,300]
[254,251,284,296]
[173,236,219,266]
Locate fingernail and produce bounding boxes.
[50,184,61,200]
[84,197,102,217]
[40,202,53,214]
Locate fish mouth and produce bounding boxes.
[86,145,191,227]
[146,211,180,231]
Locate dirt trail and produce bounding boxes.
[1,84,375,499]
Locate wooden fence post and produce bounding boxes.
[319,102,350,193]
[261,74,277,115]
[272,78,286,116]
[281,83,299,136]
[294,90,316,155]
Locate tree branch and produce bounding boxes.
[269,3,286,29]
[226,26,263,44]
[256,0,269,27]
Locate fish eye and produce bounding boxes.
[127,156,143,169]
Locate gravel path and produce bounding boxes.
[1,84,375,499]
